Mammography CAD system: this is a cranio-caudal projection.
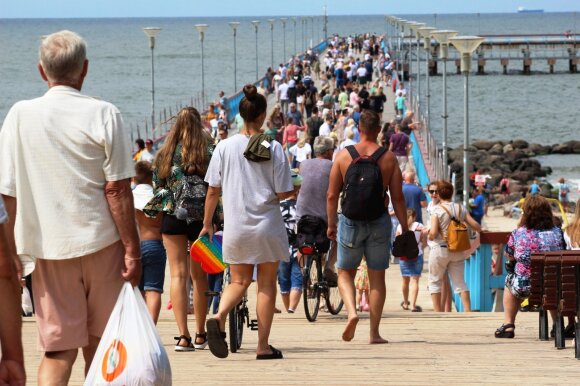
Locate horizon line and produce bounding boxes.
[1,11,578,20]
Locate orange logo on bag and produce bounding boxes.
[101,339,127,381]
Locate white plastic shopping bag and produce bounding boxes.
[21,286,33,316]
[84,282,172,386]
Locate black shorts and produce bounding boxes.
[161,214,203,241]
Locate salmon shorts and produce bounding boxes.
[32,241,125,352]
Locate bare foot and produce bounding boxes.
[369,336,389,344]
[342,315,359,342]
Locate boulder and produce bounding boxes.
[510,170,533,183]
[489,143,503,155]
[503,144,514,153]
[472,140,496,151]
[447,148,463,163]
[552,143,572,154]
[565,140,580,154]
[512,139,529,149]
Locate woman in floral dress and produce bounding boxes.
[495,195,564,338]
[144,107,215,351]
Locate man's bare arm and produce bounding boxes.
[385,155,409,233]
[326,153,345,240]
[104,179,141,285]
[0,222,26,385]
[1,195,21,281]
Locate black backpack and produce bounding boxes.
[174,174,208,224]
[340,146,387,221]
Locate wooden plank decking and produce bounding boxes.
[21,252,580,385]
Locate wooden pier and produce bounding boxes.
[400,33,579,75]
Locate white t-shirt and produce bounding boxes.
[356,67,368,77]
[140,149,155,163]
[278,83,289,100]
[205,134,293,264]
[319,122,332,137]
[0,86,134,261]
[0,196,7,224]
[289,143,312,163]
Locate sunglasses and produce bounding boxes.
[428,190,438,194]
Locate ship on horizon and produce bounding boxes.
[517,6,544,13]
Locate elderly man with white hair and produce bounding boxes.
[0,30,140,385]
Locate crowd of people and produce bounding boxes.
[1,28,579,386]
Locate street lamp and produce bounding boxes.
[143,27,161,133]
[301,17,305,52]
[418,27,436,132]
[408,22,425,112]
[280,18,288,63]
[431,30,458,178]
[194,24,208,107]
[268,19,275,69]
[251,20,260,81]
[228,22,240,93]
[449,36,484,206]
[292,17,297,55]
[310,16,314,48]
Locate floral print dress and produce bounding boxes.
[504,226,564,298]
[143,143,214,217]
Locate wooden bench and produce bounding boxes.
[529,251,580,358]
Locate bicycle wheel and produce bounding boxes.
[303,255,321,322]
[325,283,344,315]
[228,306,239,353]
[235,297,245,349]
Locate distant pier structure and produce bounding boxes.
[407,34,578,75]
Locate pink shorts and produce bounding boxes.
[32,241,125,352]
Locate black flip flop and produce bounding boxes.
[256,345,283,360]
[206,318,229,358]
[411,305,422,312]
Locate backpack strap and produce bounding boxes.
[440,204,457,222]
[370,147,387,163]
[346,145,360,160]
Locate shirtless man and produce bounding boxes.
[327,109,408,344]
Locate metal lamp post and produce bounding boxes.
[268,19,275,69]
[408,22,425,112]
[251,20,260,81]
[194,24,208,107]
[449,36,484,206]
[310,16,314,48]
[143,27,161,133]
[228,22,240,92]
[292,17,297,55]
[431,30,458,178]
[280,18,288,63]
[301,17,305,52]
[418,27,436,132]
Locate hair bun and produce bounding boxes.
[243,84,258,101]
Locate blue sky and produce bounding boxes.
[2,0,578,18]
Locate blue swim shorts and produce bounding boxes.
[139,239,167,293]
[278,256,303,293]
[337,213,391,271]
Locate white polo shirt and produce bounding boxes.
[0,86,134,261]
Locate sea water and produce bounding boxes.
[0,13,578,185]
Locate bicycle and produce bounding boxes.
[205,266,258,353]
[301,241,344,322]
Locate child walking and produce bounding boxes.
[355,258,369,312]
[396,208,427,312]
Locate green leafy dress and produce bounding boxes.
[143,143,214,217]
